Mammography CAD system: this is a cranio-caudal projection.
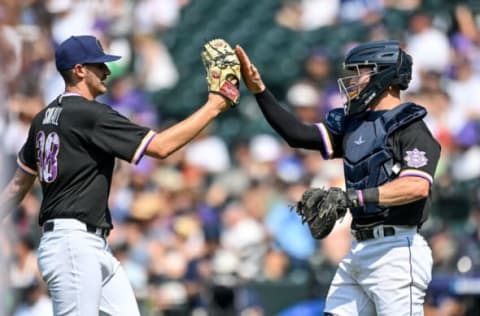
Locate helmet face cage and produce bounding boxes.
[337,64,378,114]
[338,40,412,115]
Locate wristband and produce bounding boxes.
[361,187,379,205]
[346,187,379,207]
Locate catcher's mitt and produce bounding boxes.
[296,187,348,240]
[201,39,241,107]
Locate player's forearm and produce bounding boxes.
[377,176,430,206]
[255,89,324,150]
[0,169,35,221]
[146,95,226,159]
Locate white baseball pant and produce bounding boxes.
[324,226,433,316]
[37,219,140,316]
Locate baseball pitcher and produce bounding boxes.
[0,35,241,316]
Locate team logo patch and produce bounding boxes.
[354,135,365,145]
[404,148,428,168]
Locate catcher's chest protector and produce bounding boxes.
[343,103,426,217]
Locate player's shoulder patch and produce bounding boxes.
[404,148,428,168]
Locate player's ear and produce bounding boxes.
[72,64,87,78]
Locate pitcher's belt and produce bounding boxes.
[43,219,110,238]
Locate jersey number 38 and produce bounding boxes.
[35,131,60,183]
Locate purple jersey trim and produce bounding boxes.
[316,123,334,159]
[399,169,433,184]
[17,157,37,175]
[131,130,156,164]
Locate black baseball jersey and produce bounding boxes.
[17,94,156,229]
[321,110,441,227]
[253,90,440,227]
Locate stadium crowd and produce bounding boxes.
[1,0,480,315]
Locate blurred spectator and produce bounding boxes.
[425,296,468,316]
[184,128,231,174]
[449,141,480,181]
[445,52,480,136]
[3,94,43,159]
[104,75,159,127]
[264,182,316,266]
[338,0,384,24]
[259,249,290,281]
[133,0,185,34]
[430,229,459,275]
[454,192,480,276]
[300,0,339,30]
[220,201,268,280]
[149,248,190,314]
[383,0,421,11]
[311,214,351,298]
[405,10,451,91]
[303,47,342,112]
[13,277,53,316]
[207,140,252,199]
[103,0,135,37]
[205,249,263,316]
[0,25,22,87]
[286,80,322,123]
[109,158,159,222]
[111,242,148,293]
[10,235,38,289]
[118,194,165,267]
[133,34,179,91]
[275,0,303,31]
[247,134,283,181]
[276,0,339,31]
[46,0,99,44]
[454,5,480,70]
[0,232,9,315]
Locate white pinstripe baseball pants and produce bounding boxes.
[324,226,432,316]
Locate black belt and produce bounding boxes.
[43,221,110,238]
[353,226,396,241]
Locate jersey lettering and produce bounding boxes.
[35,131,60,183]
[42,107,63,126]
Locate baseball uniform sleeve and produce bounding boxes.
[317,123,344,159]
[254,89,335,158]
[397,120,441,184]
[17,123,38,175]
[91,105,156,164]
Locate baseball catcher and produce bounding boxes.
[201,38,241,107]
[237,40,441,315]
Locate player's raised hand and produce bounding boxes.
[235,45,266,94]
[201,39,241,107]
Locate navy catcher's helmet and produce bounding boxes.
[338,40,412,115]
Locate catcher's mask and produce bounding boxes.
[338,40,412,115]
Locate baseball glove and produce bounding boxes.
[201,39,241,107]
[296,187,348,239]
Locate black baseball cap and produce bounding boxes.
[55,35,121,71]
